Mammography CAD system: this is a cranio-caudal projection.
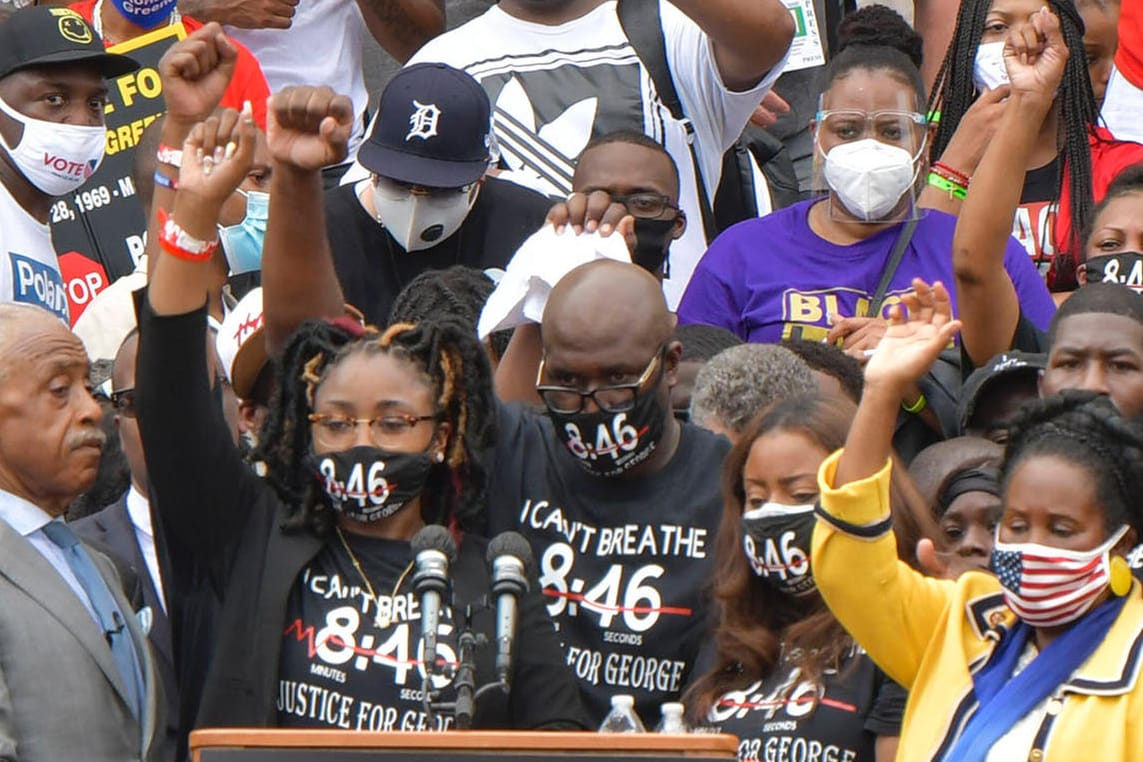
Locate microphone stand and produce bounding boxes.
[430,604,491,730]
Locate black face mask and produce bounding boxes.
[631,217,679,276]
[308,445,434,523]
[1082,252,1143,293]
[740,502,817,598]
[548,387,667,478]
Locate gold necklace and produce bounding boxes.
[335,527,414,630]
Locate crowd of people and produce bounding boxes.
[1,0,1143,760]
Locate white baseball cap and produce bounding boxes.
[216,288,266,400]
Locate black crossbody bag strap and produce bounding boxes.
[866,216,919,318]
[617,0,719,243]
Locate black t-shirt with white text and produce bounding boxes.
[276,529,589,732]
[706,645,905,762]
[325,176,552,325]
[277,533,460,732]
[1015,158,1062,274]
[487,402,730,726]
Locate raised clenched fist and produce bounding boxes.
[266,86,355,172]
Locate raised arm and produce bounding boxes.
[148,23,240,278]
[951,7,1067,367]
[261,87,355,351]
[916,85,1010,216]
[176,0,299,30]
[356,0,445,64]
[138,107,265,575]
[669,0,794,90]
[812,280,960,688]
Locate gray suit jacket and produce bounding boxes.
[0,519,164,762]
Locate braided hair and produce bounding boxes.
[254,315,496,537]
[930,0,1097,280]
[1002,390,1143,534]
[389,265,495,328]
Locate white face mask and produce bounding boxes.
[974,41,1010,93]
[0,96,106,196]
[370,178,479,252]
[822,138,921,222]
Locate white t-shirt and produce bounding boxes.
[0,181,69,322]
[406,1,786,307]
[226,0,367,158]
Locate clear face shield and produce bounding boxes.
[812,91,929,224]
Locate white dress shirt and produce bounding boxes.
[125,486,166,614]
[0,489,100,625]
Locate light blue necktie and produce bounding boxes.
[42,520,145,719]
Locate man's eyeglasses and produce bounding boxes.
[610,192,678,219]
[110,389,136,418]
[536,346,665,415]
[308,412,438,449]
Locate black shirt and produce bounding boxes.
[487,402,730,726]
[325,176,552,325]
[705,644,905,762]
[277,531,581,731]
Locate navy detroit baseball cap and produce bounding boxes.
[0,7,138,80]
[358,63,492,189]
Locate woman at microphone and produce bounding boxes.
[134,67,588,736]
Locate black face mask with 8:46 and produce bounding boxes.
[548,389,667,478]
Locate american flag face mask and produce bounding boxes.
[991,525,1130,628]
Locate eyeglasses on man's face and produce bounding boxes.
[536,346,666,415]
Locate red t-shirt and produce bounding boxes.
[1018,127,1143,290]
[1116,0,1143,89]
[70,1,269,129]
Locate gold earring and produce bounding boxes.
[1110,555,1133,597]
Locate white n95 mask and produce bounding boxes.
[823,139,920,222]
[0,96,106,196]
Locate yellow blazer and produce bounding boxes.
[812,451,1143,762]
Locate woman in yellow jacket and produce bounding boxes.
[812,274,1143,761]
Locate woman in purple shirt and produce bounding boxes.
[678,18,1054,352]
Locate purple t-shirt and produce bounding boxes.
[677,200,1056,343]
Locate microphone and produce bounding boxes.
[412,525,457,676]
[486,532,534,685]
[105,611,126,648]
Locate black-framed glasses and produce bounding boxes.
[536,346,665,415]
[308,412,438,449]
[110,388,136,418]
[611,192,678,219]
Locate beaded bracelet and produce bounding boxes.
[932,160,971,187]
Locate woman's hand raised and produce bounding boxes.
[1003,6,1069,105]
[863,279,962,397]
[178,102,258,209]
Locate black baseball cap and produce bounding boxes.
[0,7,138,81]
[958,350,1047,433]
[358,62,492,189]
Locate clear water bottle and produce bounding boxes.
[598,694,646,733]
[655,702,689,733]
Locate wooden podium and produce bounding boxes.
[190,730,739,761]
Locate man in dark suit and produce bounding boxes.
[0,303,165,761]
[75,328,178,761]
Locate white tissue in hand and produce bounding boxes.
[477,225,631,339]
